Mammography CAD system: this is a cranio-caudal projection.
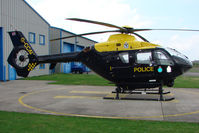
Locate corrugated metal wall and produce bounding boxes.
[50,27,61,54]
[1,0,50,80]
[76,36,96,47]
[49,27,62,73]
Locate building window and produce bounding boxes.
[39,35,45,45]
[29,32,35,44]
[39,64,45,69]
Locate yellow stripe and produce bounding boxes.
[18,88,199,119]
[105,93,128,98]
[70,90,110,94]
[54,96,101,99]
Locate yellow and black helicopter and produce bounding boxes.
[7,18,196,100]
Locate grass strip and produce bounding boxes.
[0,111,199,133]
[174,76,199,88]
[22,73,199,88]
[22,73,112,86]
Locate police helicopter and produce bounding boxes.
[7,18,197,100]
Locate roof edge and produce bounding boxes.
[23,0,50,26]
[51,26,98,43]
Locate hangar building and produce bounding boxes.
[0,0,96,81]
[0,0,50,81]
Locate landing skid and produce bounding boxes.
[104,86,175,101]
[112,90,170,95]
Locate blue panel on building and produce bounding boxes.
[76,45,84,51]
[75,45,90,72]
[75,45,84,68]
[62,42,74,73]
[0,27,4,81]
[8,65,16,80]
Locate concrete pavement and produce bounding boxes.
[0,80,199,122]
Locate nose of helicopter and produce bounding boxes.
[173,56,193,73]
[165,47,193,73]
[182,59,193,73]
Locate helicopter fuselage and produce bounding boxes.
[7,31,192,91]
[79,34,192,90]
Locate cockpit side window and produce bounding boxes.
[154,50,174,65]
[119,52,129,63]
[155,51,168,60]
[136,52,152,64]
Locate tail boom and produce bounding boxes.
[38,52,81,70]
[38,52,81,64]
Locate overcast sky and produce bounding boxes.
[26,0,199,61]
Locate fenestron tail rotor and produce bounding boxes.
[7,31,39,77]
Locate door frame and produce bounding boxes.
[0,27,4,81]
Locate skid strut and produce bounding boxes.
[104,85,175,101]
[159,84,164,101]
[115,86,121,99]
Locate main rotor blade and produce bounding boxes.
[67,18,126,31]
[50,30,120,41]
[132,28,199,32]
[132,33,149,42]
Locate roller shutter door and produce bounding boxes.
[62,42,74,73]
